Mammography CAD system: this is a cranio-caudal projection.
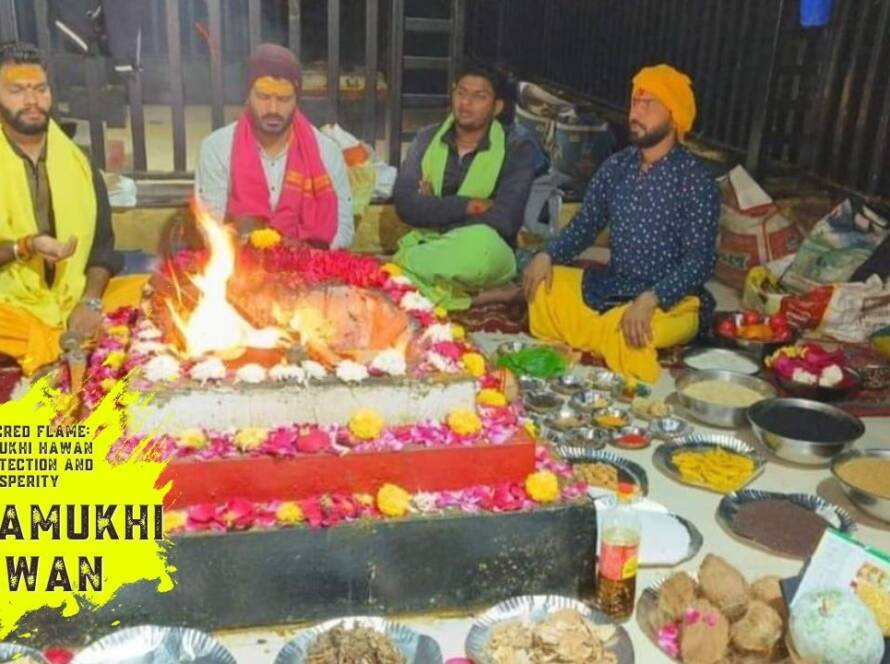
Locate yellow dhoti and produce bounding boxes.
[529,266,699,382]
[0,274,149,376]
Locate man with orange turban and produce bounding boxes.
[522,64,719,382]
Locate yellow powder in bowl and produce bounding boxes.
[837,457,890,499]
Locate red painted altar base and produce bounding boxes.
[159,430,536,508]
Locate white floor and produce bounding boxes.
[211,319,890,663]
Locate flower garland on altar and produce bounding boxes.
[74,250,491,410]
[161,447,587,535]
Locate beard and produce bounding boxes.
[0,103,50,136]
[628,119,673,148]
[249,107,294,137]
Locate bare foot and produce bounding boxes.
[471,283,524,307]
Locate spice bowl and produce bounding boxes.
[523,391,563,414]
[831,448,890,522]
[592,407,631,429]
[611,425,652,450]
[517,375,547,393]
[590,369,622,392]
[569,389,612,413]
[565,426,610,450]
[549,373,587,395]
[545,403,588,431]
[648,416,692,441]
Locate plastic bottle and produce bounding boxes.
[594,482,641,620]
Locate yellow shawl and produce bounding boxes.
[0,120,96,328]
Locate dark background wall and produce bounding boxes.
[465,0,890,203]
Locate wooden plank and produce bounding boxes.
[726,0,755,146]
[829,1,872,181]
[288,0,301,59]
[450,0,466,89]
[327,0,341,123]
[363,0,380,146]
[165,0,187,172]
[402,93,450,108]
[745,0,786,177]
[387,0,405,166]
[0,0,17,41]
[405,17,451,33]
[803,0,853,173]
[404,56,450,70]
[33,0,53,86]
[128,71,148,172]
[207,0,225,131]
[84,56,106,170]
[248,0,262,52]
[850,0,890,188]
[867,47,890,194]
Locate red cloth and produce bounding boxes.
[227,111,337,246]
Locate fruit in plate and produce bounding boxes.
[737,324,773,341]
[716,318,737,337]
[742,309,762,326]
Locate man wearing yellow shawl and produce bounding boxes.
[0,42,144,376]
[393,61,535,310]
[523,65,720,382]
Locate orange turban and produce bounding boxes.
[632,64,696,141]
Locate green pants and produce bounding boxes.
[394,225,517,311]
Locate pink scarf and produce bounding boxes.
[227,110,337,246]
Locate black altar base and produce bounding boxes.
[14,503,597,647]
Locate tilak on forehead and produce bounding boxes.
[253,76,295,96]
[1,64,45,84]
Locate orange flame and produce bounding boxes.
[167,209,289,358]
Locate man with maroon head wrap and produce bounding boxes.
[196,43,353,249]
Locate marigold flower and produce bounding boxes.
[233,427,269,450]
[525,470,560,503]
[348,408,385,440]
[447,408,482,436]
[177,428,208,450]
[377,483,411,517]
[462,352,486,378]
[275,501,304,525]
[249,227,282,249]
[477,388,507,407]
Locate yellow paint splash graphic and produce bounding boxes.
[0,376,174,638]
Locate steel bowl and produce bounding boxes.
[592,407,631,429]
[569,389,612,413]
[675,369,777,428]
[774,368,862,402]
[747,398,865,466]
[564,425,610,450]
[549,373,587,395]
[590,368,622,392]
[523,390,562,414]
[610,425,652,450]
[712,311,797,359]
[517,374,547,393]
[648,416,692,440]
[545,403,587,431]
[831,448,890,522]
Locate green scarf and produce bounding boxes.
[421,115,506,198]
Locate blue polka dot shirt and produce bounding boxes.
[546,145,720,321]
